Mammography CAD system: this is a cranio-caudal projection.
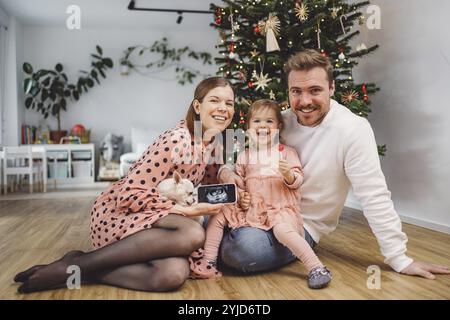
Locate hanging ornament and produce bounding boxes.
[239,110,246,125]
[240,97,252,106]
[358,15,366,25]
[247,81,254,89]
[254,24,261,34]
[215,8,222,25]
[320,49,328,57]
[356,43,368,52]
[331,7,339,19]
[340,14,347,35]
[259,13,281,52]
[250,49,260,59]
[362,84,369,103]
[253,59,272,91]
[280,101,289,111]
[269,90,276,100]
[229,42,237,59]
[295,2,309,22]
[338,48,346,61]
[342,90,360,104]
[316,23,322,49]
[253,72,271,91]
[232,21,240,32]
[238,70,247,81]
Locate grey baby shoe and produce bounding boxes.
[308,266,332,289]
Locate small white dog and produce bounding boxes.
[157,171,204,224]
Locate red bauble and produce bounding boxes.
[216,18,222,25]
[363,95,369,102]
[248,81,254,88]
[362,83,367,94]
[278,144,285,152]
[254,26,260,34]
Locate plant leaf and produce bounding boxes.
[25,97,33,108]
[86,78,94,87]
[96,45,103,55]
[102,58,113,68]
[23,63,33,75]
[51,103,60,116]
[23,78,34,94]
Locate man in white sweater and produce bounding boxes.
[218,49,449,279]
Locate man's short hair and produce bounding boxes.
[284,49,334,87]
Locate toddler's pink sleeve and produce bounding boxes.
[284,147,304,189]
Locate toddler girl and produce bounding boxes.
[191,99,332,289]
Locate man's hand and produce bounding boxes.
[279,159,295,184]
[239,191,251,210]
[400,260,450,279]
[218,167,245,189]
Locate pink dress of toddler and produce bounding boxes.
[190,143,323,278]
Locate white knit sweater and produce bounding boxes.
[281,99,413,272]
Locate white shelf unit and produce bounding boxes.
[40,144,95,187]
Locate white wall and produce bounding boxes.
[3,16,24,146]
[350,0,450,233]
[22,25,218,151]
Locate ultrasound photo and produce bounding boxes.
[197,184,237,204]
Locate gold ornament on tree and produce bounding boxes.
[358,15,366,25]
[250,49,260,58]
[258,13,281,52]
[253,72,271,91]
[331,7,339,19]
[269,90,276,100]
[342,90,359,104]
[295,2,309,22]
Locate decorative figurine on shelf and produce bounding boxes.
[71,124,90,144]
[60,136,81,144]
[98,133,124,181]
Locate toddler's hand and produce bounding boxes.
[279,159,295,184]
[239,191,251,210]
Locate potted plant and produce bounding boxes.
[23,45,113,143]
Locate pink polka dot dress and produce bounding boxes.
[90,120,219,249]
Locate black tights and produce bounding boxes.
[14,214,204,293]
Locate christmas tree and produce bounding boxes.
[210,0,385,155]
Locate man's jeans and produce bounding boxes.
[217,226,316,274]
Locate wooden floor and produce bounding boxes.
[1,196,449,300]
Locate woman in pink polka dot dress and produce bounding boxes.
[14,77,235,293]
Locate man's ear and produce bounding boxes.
[173,170,182,184]
[329,80,335,97]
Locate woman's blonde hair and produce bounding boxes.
[246,99,284,131]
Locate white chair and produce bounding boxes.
[119,127,160,177]
[2,146,46,194]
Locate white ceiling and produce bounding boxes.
[0,0,221,28]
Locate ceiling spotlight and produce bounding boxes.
[176,12,183,24]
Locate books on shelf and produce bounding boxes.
[21,124,38,144]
